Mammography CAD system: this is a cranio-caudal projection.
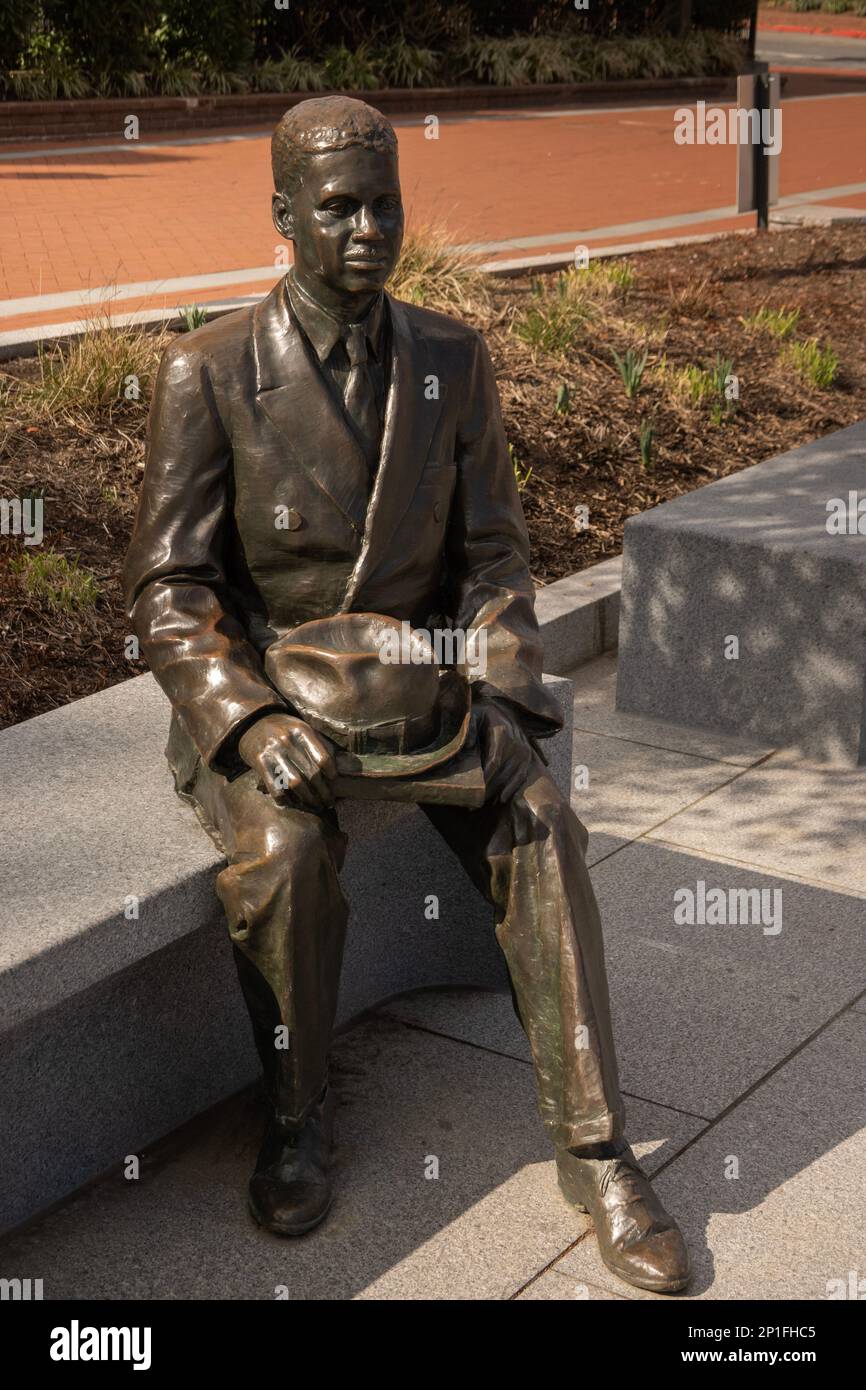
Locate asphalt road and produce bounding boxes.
[758,29,866,71]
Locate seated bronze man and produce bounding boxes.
[123,95,689,1295]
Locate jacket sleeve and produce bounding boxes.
[123,337,288,775]
[446,330,562,737]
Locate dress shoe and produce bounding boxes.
[248,1087,334,1236]
[557,1142,690,1294]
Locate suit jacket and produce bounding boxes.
[123,275,562,782]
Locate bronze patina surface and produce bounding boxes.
[123,95,689,1292]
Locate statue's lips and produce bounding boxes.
[344,256,388,267]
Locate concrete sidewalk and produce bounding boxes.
[0,650,862,1300]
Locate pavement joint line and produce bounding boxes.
[368,1010,536,1069]
[570,718,773,768]
[1,88,864,161]
[372,1007,716,1121]
[586,750,778,856]
[584,754,775,876]
[509,1112,718,1300]
[643,834,866,900]
[649,982,866,1183]
[508,1225,598,1301]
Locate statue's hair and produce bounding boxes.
[272,96,397,195]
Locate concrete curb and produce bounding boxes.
[0,231,754,360]
[535,555,622,673]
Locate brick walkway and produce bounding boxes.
[1,93,865,338]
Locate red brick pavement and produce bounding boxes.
[1,94,864,336]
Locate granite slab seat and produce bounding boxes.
[0,670,573,1232]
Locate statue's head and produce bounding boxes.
[271,96,403,302]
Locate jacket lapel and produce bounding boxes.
[342,294,442,609]
[252,278,371,536]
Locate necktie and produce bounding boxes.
[343,324,381,472]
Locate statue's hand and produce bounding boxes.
[238,713,338,812]
[471,696,534,805]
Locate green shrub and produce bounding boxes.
[322,43,381,90]
[377,38,441,88]
[509,443,532,493]
[177,305,209,332]
[250,48,326,93]
[667,353,736,410]
[42,0,161,86]
[150,60,202,97]
[0,0,37,69]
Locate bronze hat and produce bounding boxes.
[264,613,472,778]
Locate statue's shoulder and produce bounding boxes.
[388,295,483,352]
[156,305,254,383]
[165,304,252,357]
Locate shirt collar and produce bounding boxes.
[285,270,386,364]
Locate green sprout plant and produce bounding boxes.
[509,443,533,493]
[10,551,100,613]
[178,305,209,332]
[638,416,655,470]
[741,306,800,339]
[611,346,649,399]
[782,338,839,389]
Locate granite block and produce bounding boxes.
[617,421,866,765]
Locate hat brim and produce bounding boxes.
[331,667,472,779]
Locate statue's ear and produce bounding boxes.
[272,191,294,241]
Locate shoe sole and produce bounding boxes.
[604,1262,691,1295]
[247,1193,333,1237]
[558,1178,690,1294]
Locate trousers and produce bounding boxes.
[183,749,626,1153]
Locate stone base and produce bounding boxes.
[0,671,573,1232]
[616,421,866,766]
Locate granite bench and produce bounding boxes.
[0,669,574,1232]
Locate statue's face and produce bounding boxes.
[275,145,403,299]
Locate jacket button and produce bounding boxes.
[286,508,302,531]
[433,503,442,523]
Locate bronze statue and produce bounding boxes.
[123,96,690,1294]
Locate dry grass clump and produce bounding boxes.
[2,313,168,433]
[390,225,493,322]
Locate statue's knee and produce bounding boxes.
[217,808,343,939]
[520,774,589,854]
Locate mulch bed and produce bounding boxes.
[2,223,866,729]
